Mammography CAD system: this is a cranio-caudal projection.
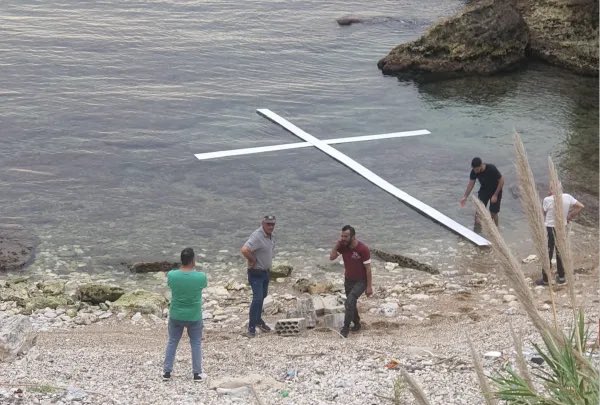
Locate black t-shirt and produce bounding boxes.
[470,163,502,196]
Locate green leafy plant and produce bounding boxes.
[492,310,598,405]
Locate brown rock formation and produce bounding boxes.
[378,0,598,77]
[516,0,598,75]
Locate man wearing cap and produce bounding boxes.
[330,225,373,338]
[240,215,276,337]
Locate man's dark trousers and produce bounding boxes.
[344,278,366,328]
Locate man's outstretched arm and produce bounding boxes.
[460,179,476,207]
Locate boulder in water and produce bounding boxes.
[0,224,38,272]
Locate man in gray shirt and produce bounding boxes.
[240,215,276,337]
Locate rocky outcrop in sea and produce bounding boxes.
[377,0,598,77]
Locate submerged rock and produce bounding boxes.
[129,261,179,273]
[371,248,439,274]
[0,224,38,272]
[336,15,400,26]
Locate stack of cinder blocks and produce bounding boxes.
[275,318,307,336]
[276,293,317,336]
[296,294,317,328]
[275,293,347,335]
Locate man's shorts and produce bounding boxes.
[478,190,502,213]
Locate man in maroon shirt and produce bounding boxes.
[329,225,373,338]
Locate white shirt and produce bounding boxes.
[543,193,577,227]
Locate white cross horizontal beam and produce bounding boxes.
[194,129,430,160]
[256,109,490,246]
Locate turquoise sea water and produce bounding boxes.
[1,0,597,273]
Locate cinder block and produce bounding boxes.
[297,294,314,313]
[324,305,345,314]
[275,318,307,336]
[321,313,345,330]
[311,295,325,316]
[296,294,317,328]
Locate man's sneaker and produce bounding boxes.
[193,373,205,382]
[534,279,548,286]
[350,323,361,332]
[340,327,349,338]
[258,322,272,333]
[244,330,256,338]
[162,372,171,381]
[556,277,567,285]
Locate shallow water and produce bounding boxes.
[1,0,597,277]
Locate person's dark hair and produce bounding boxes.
[341,225,355,237]
[471,157,482,168]
[181,247,195,266]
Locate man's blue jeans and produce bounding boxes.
[163,318,203,374]
[247,269,269,332]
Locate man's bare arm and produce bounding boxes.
[494,176,504,197]
[567,201,584,222]
[365,263,373,297]
[460,180,476,207]
[241,245,256,268]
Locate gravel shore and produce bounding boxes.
[0,227,598,405]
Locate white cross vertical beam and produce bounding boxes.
[256,108,490,246]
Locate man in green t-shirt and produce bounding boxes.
[162,247,208,382]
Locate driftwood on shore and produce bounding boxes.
[371,248,439,275]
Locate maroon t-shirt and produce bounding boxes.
[338,241,371,281]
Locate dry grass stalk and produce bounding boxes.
[513,132,552,278]
[467,336,497,405]
[547,158,578,310]
[471,197,566,347]
[509,322,535,392]
[400,368,432,405]
[513,132,558,326]
[547,158,582,354]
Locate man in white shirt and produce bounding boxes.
[535,188,584,286]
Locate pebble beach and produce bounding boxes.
[0,224,598,405]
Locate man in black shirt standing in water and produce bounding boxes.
[460,157,504,228]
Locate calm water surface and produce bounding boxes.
[1,0,597,275]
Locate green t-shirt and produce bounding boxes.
[167,269,208,322]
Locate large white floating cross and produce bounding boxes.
[195,109,490,246]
